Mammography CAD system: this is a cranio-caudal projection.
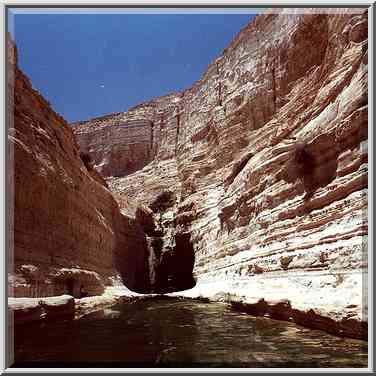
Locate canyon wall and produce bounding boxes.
[7,37,150,298]
[74,92,187,292]
[74,8,368,336]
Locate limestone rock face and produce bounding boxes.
[73,92,182,178]
[7,38,149,298]
[74,9,368,333]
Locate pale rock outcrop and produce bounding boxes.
[8,295,75,325]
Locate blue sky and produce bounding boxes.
[9,11,257,123]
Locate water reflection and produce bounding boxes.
[13,298,367,368]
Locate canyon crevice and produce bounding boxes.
[8,8,368,339]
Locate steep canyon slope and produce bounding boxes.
[7,37,150,298]
[74,9,368,338]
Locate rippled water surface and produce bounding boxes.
[13,298,367,368]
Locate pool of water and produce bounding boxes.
[13,297,367,368]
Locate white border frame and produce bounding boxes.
[1,1,373,373]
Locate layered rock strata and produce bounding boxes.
[7,37,149,298]
[73,8,368,338]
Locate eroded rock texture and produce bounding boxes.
[75,9,367,335]
[7,37,150,298]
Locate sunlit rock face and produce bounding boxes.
[7,37,150,298]
[74,9,368,331]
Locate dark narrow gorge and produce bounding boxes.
[8,7,368,353]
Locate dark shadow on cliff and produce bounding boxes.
[281,135,340,201]
[114,207,196,294]
[114,214,151,294]
[149,190,176,213]
[134,192,196,294]
[154,232,196,294]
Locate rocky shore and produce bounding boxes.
[8,285,149,325]
[169,274,367,340]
